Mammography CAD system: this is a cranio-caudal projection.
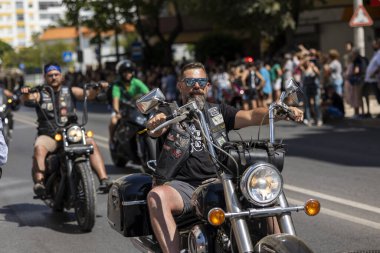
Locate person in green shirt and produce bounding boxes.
[109,59,149,145]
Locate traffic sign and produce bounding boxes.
[349,4,373,27]
[131,41,143,61]
[62,51,73,63]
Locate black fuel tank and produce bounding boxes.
[107,173,153,237]
[192,178,226,220]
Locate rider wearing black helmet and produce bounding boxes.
[109,59,149,146]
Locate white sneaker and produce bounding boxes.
[317,120,323,127]
[303,119,311,127]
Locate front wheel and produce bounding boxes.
[2,121,11,145]
[73,161,96,232]
[139,136,156,172]
[254,234,314,253]
[110,142,127,167]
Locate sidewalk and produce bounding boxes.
[335,95,380,128]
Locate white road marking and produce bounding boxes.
[288,198,380,230]
[15,113,380,230]
[285,184,380,215]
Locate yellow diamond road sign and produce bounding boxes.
[349,4,373,27]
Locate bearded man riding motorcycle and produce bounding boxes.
[146,62,304,253]
[21,62,112,196]
[108,59,149,147]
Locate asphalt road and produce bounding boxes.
[1,104,380,253]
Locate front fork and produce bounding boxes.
[65,157,76,203]
[222,173,254,252]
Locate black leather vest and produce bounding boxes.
[36,86,75,136]
[154,102,228,184]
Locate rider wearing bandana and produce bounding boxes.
[21,63,112,196]
[146,62,304,253]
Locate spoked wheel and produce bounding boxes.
[73,161,96,232]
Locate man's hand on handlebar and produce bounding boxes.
[275,104,304,122]
[146,113,167,137]
[288,106,304,122]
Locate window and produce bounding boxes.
[40,13,59,21]
[17,26,25,33]
[16,1,23,9]
[17,14,24,21]
[39,1,60,10]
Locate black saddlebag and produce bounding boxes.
[221,141,286,174]
[107,173,153,237]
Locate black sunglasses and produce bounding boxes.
[182,78,208,88]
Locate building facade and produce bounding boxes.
[0,0,64,48]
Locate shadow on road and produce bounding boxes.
[104,162,148,177]
[0,203,98,234]
[282,122,380,168]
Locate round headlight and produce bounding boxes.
[67,125,83,143]
[240,162,283,206]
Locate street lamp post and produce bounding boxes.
[78,8,95,74]
[353,0,365,56]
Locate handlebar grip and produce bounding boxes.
[166,113,176,121]
[287,109,296,121]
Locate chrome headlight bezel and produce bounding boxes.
[240,162,283,207]
[67,125,83,143]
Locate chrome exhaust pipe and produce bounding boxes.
[131,237,161,253]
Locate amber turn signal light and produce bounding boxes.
[54,133,62,142]
[208,208,225,226]
[7,98,12,104]
[304,199,320,216]
[86,130,94,138]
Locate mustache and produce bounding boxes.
[189,90,205,96]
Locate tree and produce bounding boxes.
[2,42,74,72]
[117,0,183,66]
[181,0,325,56]
[0,40,14,59]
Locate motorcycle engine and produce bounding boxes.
[188,225,209,253]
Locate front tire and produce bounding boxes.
[254,234,314,253]
[139,136,156,171]
[2,121,11,145]
[73,161,96,232]
[110,142,127,167]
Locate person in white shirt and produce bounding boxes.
[364,38,380,117]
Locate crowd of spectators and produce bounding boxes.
[63,39,380,127]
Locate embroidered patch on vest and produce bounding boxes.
[208,107,219,117]
[211,114,224,125]
[171,148,183,159]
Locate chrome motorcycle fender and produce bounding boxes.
[107,173,153,237]
[192,178,225,220]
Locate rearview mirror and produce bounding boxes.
[136,88,166,114]
[279,79,303,106]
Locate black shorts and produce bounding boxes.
[243,88,258,100]
[165,180,196,218]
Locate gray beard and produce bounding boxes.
[187,95,206,110]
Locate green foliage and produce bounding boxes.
[181,0,321,39]
[1,42,74,71]
[0,40,14,58]
[195,33,243,63]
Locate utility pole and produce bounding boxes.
[353,0,365,56]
